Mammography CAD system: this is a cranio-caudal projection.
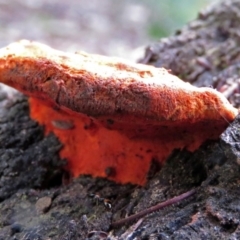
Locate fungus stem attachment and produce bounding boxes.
[111,188,197,228]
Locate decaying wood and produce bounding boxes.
[0,0,240,239]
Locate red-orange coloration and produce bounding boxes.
[29,97,162,184]
[0,40,238,185]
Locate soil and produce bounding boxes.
[0,0,240,239]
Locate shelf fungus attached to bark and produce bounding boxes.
[0,40,237,185]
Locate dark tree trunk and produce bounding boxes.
[0,0,240,239]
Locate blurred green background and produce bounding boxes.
[0,0,215,58]
[140,0,212,38]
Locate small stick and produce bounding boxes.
[118,218,144,239]
[111,189,196,228]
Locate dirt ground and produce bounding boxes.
[0,0,240,239]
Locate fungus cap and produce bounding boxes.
[0,40,237,185]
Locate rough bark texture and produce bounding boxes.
[0,0,240,239]
[0,89,64,202]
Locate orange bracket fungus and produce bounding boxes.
[0,40,238,185]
